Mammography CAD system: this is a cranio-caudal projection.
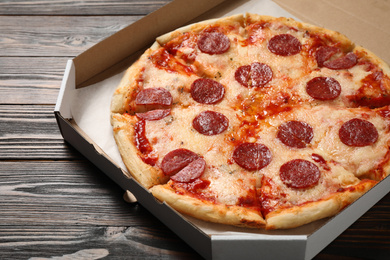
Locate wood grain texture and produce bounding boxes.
[0,226,201,259]
[0,105,78,159]
[0,0,172,15]
[0,57,68,104]
[0,160,148,224]
[0,16,141,57]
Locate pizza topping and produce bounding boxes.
[235,62,273,88]
[161,148,200,176]
[277,121,314,148]
[135,87,173,106]
[190,78,225,104]
[347,70,390,108]
[170,158,206,183]
[339,118,378,147]
[134,120,151,154]
[279,159,320,189]
[197,31,230,55]
[306,77,341,100]
[150,48,195,75]
[136,109,171,121]
[233,142,272,171]
[311,153,331,171]
[134,120,157,165]
[192,110,229,136]
[315,46,339,67]
[315,46,357,70]
[324,52,358,70]
[268,34,302,56]
[378,106,390,118]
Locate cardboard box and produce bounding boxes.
[55,0,390,259]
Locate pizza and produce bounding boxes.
[110,13,390,229]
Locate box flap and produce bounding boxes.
[73,0,226,88]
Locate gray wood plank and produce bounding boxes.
[0,105,79,159]
[0,160,148,226]
[0,57,68,104]
[0,0,171,15]
[0,225,200,260]
[0,16,141,57]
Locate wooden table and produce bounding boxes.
[1,1,390,259]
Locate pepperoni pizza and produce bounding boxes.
[110,14,390,229]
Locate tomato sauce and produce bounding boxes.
[149,48,195,75]
[171,179,215,203]
[347,52,390,108]
[238,188,261,211]
[134,120,157,165]
[347,69,390,108]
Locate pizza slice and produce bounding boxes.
[253,104,389,229]
[149,156,266,228]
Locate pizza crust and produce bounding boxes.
[354,45,390,76]
[150,183,266,228]
[111,113,169,188]
[156,14,245,46]
[245,13,355,50]
[265,179,377,229]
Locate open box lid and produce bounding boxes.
[55,0,390,259]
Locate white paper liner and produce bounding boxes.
[72,71,127,170]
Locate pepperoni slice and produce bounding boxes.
[315,46,358,70]
[197,31,230,55]
[315,46,339,67]
[311,153,330,171]
[235,62,273,88]
[232,143,272,171]
[161,148,200,176]
[135,87,173,106]
[323,52,358,70]
[136,109,171,121]
[190,78,225,104]
[306,77,341,100]
[268,34,302,56]
[277,121,314,148]
[170,158,206,183]
[192,110,229,136]
[339,118,378,147]
[279,159,320,189]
